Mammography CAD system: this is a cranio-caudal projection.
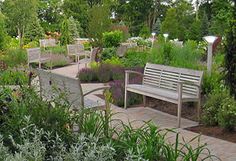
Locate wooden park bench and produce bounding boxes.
[67,44,97,69]
[36,69,109,110]
[27,48,51,69]
[39,39,56,48]
[124,63,203,127]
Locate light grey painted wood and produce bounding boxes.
[39,39,56,48]
[36,69,109,110]
[124,63,203,127]
[27,48,51,68]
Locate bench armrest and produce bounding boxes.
[125,70,144,77]
[83,86,110,96]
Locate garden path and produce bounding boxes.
[52,64,236,161]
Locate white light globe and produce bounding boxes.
[163,33,169,38]
[152,32,156,36]
[203,36,217,44]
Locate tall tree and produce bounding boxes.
[161,0,194,40]
[62,0,88,36]
[88,3,111,47]
[25,17,44,43]
[38,0,63,32]
[225,0,236,98]
[2,0,37,48]
[209,0,233,35]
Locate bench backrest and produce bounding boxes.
[67,44,78,56]
[27,48,41,62]
[143,63,203,96]
[36,69,84,109]
[67,44,85,56]
[40,39,56,48]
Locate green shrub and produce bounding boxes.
[122,50,148,67]
[103,30,123,48]
[202,90,229,126]
[0,69,28,85]
[103,56,124,66]
[218,97,236,131]
[202,71,223,95]
[100,47,117,61]
[170,40,202,69]
[139,25,150,39]
[3,49,27,67]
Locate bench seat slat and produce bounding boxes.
[126,84,198,103]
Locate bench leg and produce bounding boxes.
[177,100,182,128]
[143,95,146,107]
[197,100,201,122]
[124,89,127,109]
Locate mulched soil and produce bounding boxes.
[186,125,236,143]
[146,97,198,121]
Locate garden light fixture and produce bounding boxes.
[151,32,156,48]
[163,33,169,42]
[203,36,217,75]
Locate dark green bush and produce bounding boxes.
[218,97,236,131]
[102,30,123,48]
[100,47,117,61]
[202,71,223,95]
[202,90,229,126]
[122,50,148,67]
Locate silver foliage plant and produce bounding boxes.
[0,123,118,160]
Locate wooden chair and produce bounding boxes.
[27,48,51,69]
[35,69,109,110]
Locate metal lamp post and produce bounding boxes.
[203,36,217,75]
[163,33,169,42]
[151,32,156,48]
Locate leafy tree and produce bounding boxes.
[209,0,233,36]
[2,0,37,48]
[88,4,111,47]
[0,12,7,50]
[152,18,161,35]
[68,16,79,40]
[62,0,88,36]
[161,0,194,40]
[25,17,44,43]
[161,8,180,39]
[38,0,63,32]
[200,11,209,37]
[186,19,201,41]
[60,18,70,45]
[225,1,236,98]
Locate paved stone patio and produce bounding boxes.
[52,64,236,161]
